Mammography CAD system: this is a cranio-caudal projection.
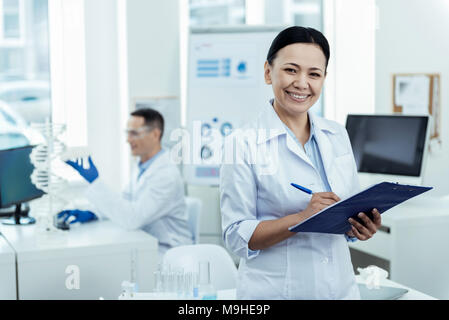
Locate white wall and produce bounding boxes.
[376,0,449,195]
[49,0,88,147]
[264,0,286,25]
[84,0,125,193]
[126,0,180,99]
[81,0,181,192]
[324,0,376,124]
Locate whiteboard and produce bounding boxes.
[187,26,285,130]
[185,26,285,185]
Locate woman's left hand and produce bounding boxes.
[346,208,382,241]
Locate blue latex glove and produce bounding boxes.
[65,156,99,183]
[57,210,98,224]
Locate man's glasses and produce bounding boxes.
[125,126,152,139]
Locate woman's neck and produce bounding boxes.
[273,100,310,146]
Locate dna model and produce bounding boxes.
[29,121,68,234]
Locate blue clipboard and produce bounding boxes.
[289,182,433,234]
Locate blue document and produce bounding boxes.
[289,182,433,234]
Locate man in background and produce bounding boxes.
[60,108,192,255]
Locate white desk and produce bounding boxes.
[355,276,436,300]
[121,275,435,300]
[0,234,16,299]
[349,196,449,300]
[215,277,436,300]
[0,220,158,300]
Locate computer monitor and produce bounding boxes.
[345,114,430,188]
[0,145,45,225]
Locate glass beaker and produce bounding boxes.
[198,261,217,300]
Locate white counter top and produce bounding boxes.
[0,220,158,261]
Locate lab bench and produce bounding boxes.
[0,220,158,300]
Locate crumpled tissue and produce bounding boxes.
[357,265,389,289]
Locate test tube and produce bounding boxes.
[198,261,217,300]
[183,272,191,298]
[184,271,196,299]
[198,261,211,285]
[167,270,175,293]
[192,271,199,299]
[153,270,162,292]
[176,268,184,297]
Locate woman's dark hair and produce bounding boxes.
[131,108,164,140]
[267,26,330,71]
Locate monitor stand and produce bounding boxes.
[1,203,36,225]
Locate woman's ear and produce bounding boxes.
[264,61,272,85]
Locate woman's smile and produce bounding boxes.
[285,90,312,103]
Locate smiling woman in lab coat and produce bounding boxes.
[220,26,382,300]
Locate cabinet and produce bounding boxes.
[0,220,158,300]
[0,234,16,299]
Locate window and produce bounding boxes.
[0,0,51,150]
[1,0,24,41]
[189,0,323,29]
[291,0,323,30]
[189,0,246,26]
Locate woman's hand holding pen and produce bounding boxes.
[346,209,382,241]
[291,184,341,220]
[291,183,382,241]
[249,191,342,251]
[302,192,341,219]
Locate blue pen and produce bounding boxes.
[291,183,313,195]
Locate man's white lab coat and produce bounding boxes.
[86,150,192,254]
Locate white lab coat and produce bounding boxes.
[220,101,361,299]
[85,150,192,255]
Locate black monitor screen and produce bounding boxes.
[345,115,428,177]
[0,146,45,208]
